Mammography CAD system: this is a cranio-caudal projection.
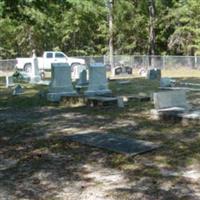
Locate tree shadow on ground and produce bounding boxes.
[1,81,200,199]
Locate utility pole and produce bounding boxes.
[148,0,156,67]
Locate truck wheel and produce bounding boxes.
[24,63,32,73]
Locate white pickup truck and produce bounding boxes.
[15,51,85,77]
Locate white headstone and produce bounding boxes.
[47,63,77,102]
[84,63,112,96]
[5,76,15,88]
[29,51,41,83]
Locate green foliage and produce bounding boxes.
[0,0,199,58]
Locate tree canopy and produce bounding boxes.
[0,0,199,58]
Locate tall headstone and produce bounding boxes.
[30,49,41,83]
[84,63,112,96]
[5,76,15,88]
[47,63,77,102]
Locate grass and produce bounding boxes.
[1,72,200,199]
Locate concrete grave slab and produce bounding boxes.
[67,132,159,155]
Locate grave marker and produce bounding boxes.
[84,63,112,96]
[5,76,15,88]
[147,68,161,80]
[29,50,42,83]
[12,84,24,96]
[47,63,77,102]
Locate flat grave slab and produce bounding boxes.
[160,87,200,92]
[67,132,159,155]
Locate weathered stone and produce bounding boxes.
[47,63,77,102]
[76,69,88,86]
[153,90,188,110]
[84,63,112,96]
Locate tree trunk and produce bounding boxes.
[108,0,114,74]
[148,0,156,67]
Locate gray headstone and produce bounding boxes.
[47,63,77,102]
[76,70,88,86]
[125,66,133,75]
[114,67,123,75]
[153,90,189,110]
[117,97,125,108]
[160,77,174,87]
[12,84,24,95]
[84,63,112,96]
[147,68,161,80]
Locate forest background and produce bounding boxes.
[0,0,200,59]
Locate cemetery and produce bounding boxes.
[1,61,200,199]
[1,0,200,199]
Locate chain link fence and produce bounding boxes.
[80,55,200,70]
[1,56,200,77]
[0,59,16,71]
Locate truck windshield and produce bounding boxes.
[46,53,53,58]
[55,53,65,58]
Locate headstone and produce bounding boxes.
[117,96,125,108]
[125,66,133,75]
[153,90,189,111]
[5,76,15,88]
[160,77,174,87]
[76,70,88,86]
[84,63,112,96]
[12,84,24,95]
[147,68,161,80]
[114,67,123,75]
[47,63,77,102]
[29,50,42,83]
